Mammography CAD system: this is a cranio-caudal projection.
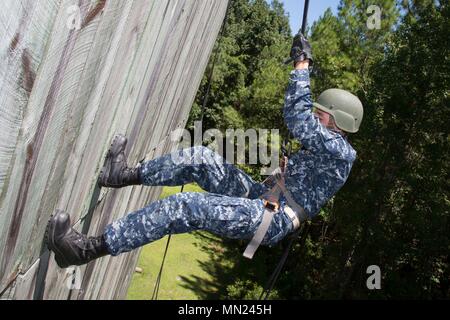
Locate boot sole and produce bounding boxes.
[45,211,71,269]
[98,134,127,188]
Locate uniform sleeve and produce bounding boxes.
[283,69,353,159]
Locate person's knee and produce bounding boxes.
[165,192,207,229]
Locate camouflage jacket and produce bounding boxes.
[283,69,356,218]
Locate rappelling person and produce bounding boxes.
[45,33,364,268]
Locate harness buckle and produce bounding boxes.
[263,199,279,212]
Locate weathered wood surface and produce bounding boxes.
[0,0,229,299]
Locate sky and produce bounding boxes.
[279,0,341,34]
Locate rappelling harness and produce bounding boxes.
[243,156,306,259]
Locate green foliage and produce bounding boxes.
[181,0,449,300]
[310,9,355,93]
[187,0,292,159]
[345,0,450,298]
[226,280,278,300]
[279,0,449,299]
[310,0,399,94]
[241,40,291,129]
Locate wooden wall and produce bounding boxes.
[0,0,228,300]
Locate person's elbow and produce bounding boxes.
[284,111,316,138]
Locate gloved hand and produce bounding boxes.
[286,32,313,66]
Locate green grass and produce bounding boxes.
[126,184,220,300]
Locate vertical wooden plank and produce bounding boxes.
[0,0,230,299]
[0,0,128,291]
[0,0,61,287]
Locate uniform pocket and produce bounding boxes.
[203,194,265,240]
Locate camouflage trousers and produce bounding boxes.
[104,146,295,256]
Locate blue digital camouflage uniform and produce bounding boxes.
[103,69,356,256]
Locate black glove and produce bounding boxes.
[285,32,313,66]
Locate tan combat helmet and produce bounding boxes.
[313,89,364,133]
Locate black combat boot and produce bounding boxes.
[98,134,141,188]
[45,211,110,268]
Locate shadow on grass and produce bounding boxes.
[153,184,284,299]
[178,231,281,300]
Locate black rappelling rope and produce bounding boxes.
[151,228,173,300]
[260,0,310,301]
[282,0,310,158]
[259,223,309,300]
[150,0,233,300]
[301,0,310,37]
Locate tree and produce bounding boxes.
[183,0,449,300]
[340,0,449,298]
[281,0,449,299]
[187,0,291,134]
[310,0,398,95]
